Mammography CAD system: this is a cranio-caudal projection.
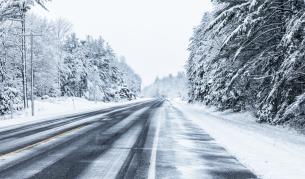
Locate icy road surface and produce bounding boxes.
[0,100,256,179]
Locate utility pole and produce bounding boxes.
[19,3,42,115]
[5,2,48,113]
[13,23,42,116]
[28,32,42,116]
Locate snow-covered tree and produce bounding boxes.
[60,33,86,97]
[0,0,49,114]
[60,34,141,102]
[187,0,305,127]
[117,56,141,97]
[0,9,141,114]
[0,0,49,22]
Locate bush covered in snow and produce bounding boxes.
[0,86,22,115]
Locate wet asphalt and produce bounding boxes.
[0,100,257,179]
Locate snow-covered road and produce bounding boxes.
[149,102,256,179]
[5,99,303,178]
[174,101,305,179]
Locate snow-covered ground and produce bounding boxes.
[0,97,150,129]
[173,101,305,179]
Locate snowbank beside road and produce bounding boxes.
[0,97,150,129]
[174,102,305,179]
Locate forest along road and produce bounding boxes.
[0,99,257,179]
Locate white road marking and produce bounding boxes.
[148,105,164,179]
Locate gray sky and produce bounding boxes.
[32,0,213,87]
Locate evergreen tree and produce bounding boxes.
[187,0,305,127]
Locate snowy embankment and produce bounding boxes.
[173,101,305,179]
[0,97,150,129]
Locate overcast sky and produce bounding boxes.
[32,0,213,87]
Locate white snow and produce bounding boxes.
[0,97,152,129]
[173,101,305,179]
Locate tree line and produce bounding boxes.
[187,0,305,127]
[142,72,187,99]
[0,0,141,115]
